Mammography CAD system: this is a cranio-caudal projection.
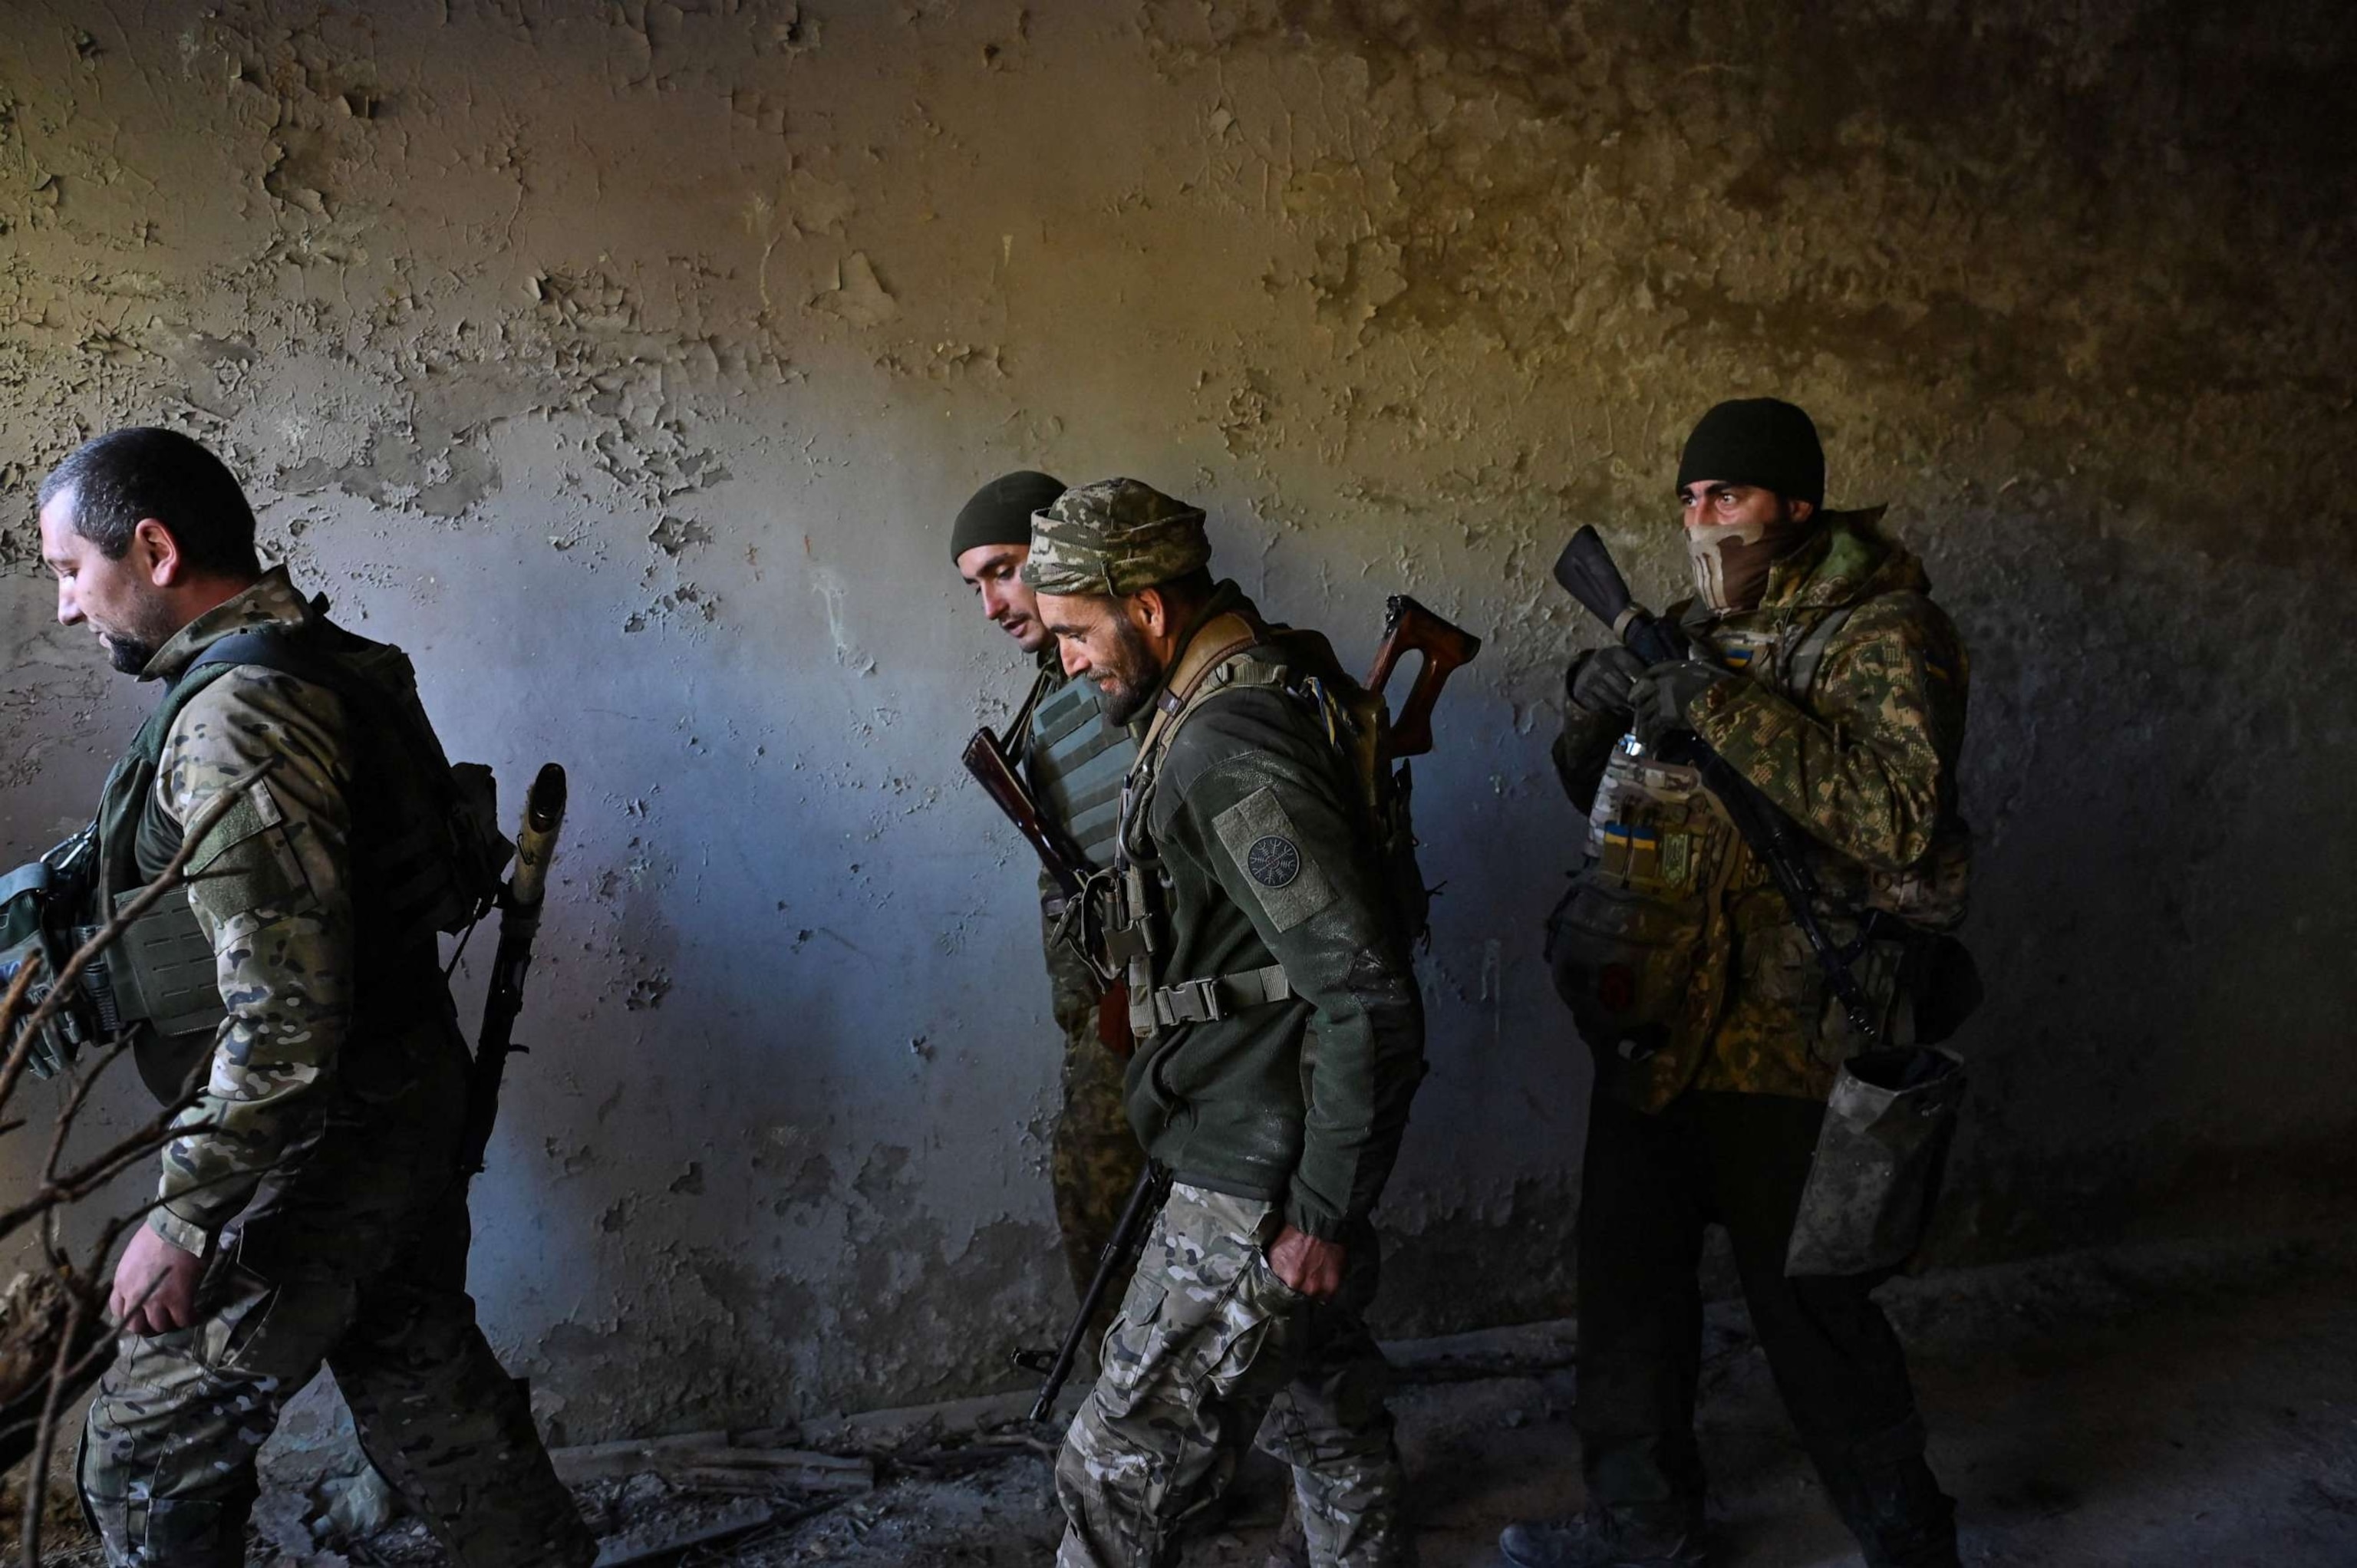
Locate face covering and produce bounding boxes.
[1686,512,1813,613]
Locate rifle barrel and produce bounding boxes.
[463,763,570,1181]
[1028,1164,1168,1422]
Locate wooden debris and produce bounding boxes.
[552,1431,874,1494]
[0,1268,112,1476]
[590,1497,778,1568]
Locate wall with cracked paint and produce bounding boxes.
[2,0,2352,1441]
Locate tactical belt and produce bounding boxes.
[1147,962,1293,1026]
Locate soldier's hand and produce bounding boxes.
[1631,657,1735,738]
[110,1224,206,1336]
[1567,646,1647,720]
[1267,1225,1346,1301]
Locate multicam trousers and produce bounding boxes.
[78,1020,595,1568]
[1055,1184,1412,1568]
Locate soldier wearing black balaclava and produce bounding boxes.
[1505,399,1973,1568]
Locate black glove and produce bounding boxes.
[1567,645,1648,720]
[1630,657,1736,738]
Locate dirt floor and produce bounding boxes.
[11,1227,2357,1566]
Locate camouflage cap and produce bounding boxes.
[1020,478,1210,598]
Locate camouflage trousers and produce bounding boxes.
[1046,924,1147,1308]
[79,1023,595,1568]
[1055,1184,1412,1568]
[1050,987,1149,1305]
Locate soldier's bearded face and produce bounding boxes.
[955,542,1053,655]
[1089,614,1165,724]
[1037,592,1167,725]
[38,492,181,674]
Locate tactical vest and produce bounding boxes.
[1024,668,1136,874]
[89,611,506,1099]
[1551,600,1972,1067]
[1101,603,1427,1039]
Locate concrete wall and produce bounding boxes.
[2,0,2350,1441]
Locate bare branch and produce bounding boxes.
[0,961,38,1057]
[18,1291,87,1568]
[0,758,278,1114]
[0,759,281,1528]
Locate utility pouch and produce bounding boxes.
[1544,877,1710,1066]
[1785,1046,1966,1277]
[1545,747,1725,1066]
[0,858,104,1079]
[439,761,512,931]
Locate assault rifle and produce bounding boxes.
[961,673,1137,1056]
[1014,594,1484,1425]
[1551,527,1882,1040]
[460,763,571,1183]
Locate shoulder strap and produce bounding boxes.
[1784,601,1860,706]
[188,626,352,694]
[1128,610,1267,789]
[136,624,371,766]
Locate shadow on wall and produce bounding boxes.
[1921,499,2357,1265]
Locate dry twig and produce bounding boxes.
[0,759,278,1556]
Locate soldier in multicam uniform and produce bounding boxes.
[35,428,594,1568]
[949,470,1148,1316]
[1506,400,1970,1568]
[1027,479,1427,1568]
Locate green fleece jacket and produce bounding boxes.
[1123,587,1428,1240]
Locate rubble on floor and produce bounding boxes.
[10,1227,2357,1566]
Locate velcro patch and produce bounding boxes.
[1211,786,1336,934]
[183,780,314,917]
[185,778,285,875]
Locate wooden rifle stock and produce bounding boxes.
[961,730,1085,902]
[1365,595,1483,759]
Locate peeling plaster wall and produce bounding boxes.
[2,1,2352,1440]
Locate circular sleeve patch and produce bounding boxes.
[1246,834,1302,889]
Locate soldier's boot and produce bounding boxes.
[1817,1415,1958,1568]
[1498,1507,1711,1568]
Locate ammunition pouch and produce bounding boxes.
[1785,1046,1966,1276]
[81,888,228,1100]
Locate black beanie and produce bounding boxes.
[1676,399,1825,507]
[951,469,1066,562]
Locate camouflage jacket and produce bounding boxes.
[1554,512,1970,1108]
[134,572,370,1252]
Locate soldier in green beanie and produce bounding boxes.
[1508,400,1970,1568]
[1030,479,1427,1568]
[948,471,1149,1316]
